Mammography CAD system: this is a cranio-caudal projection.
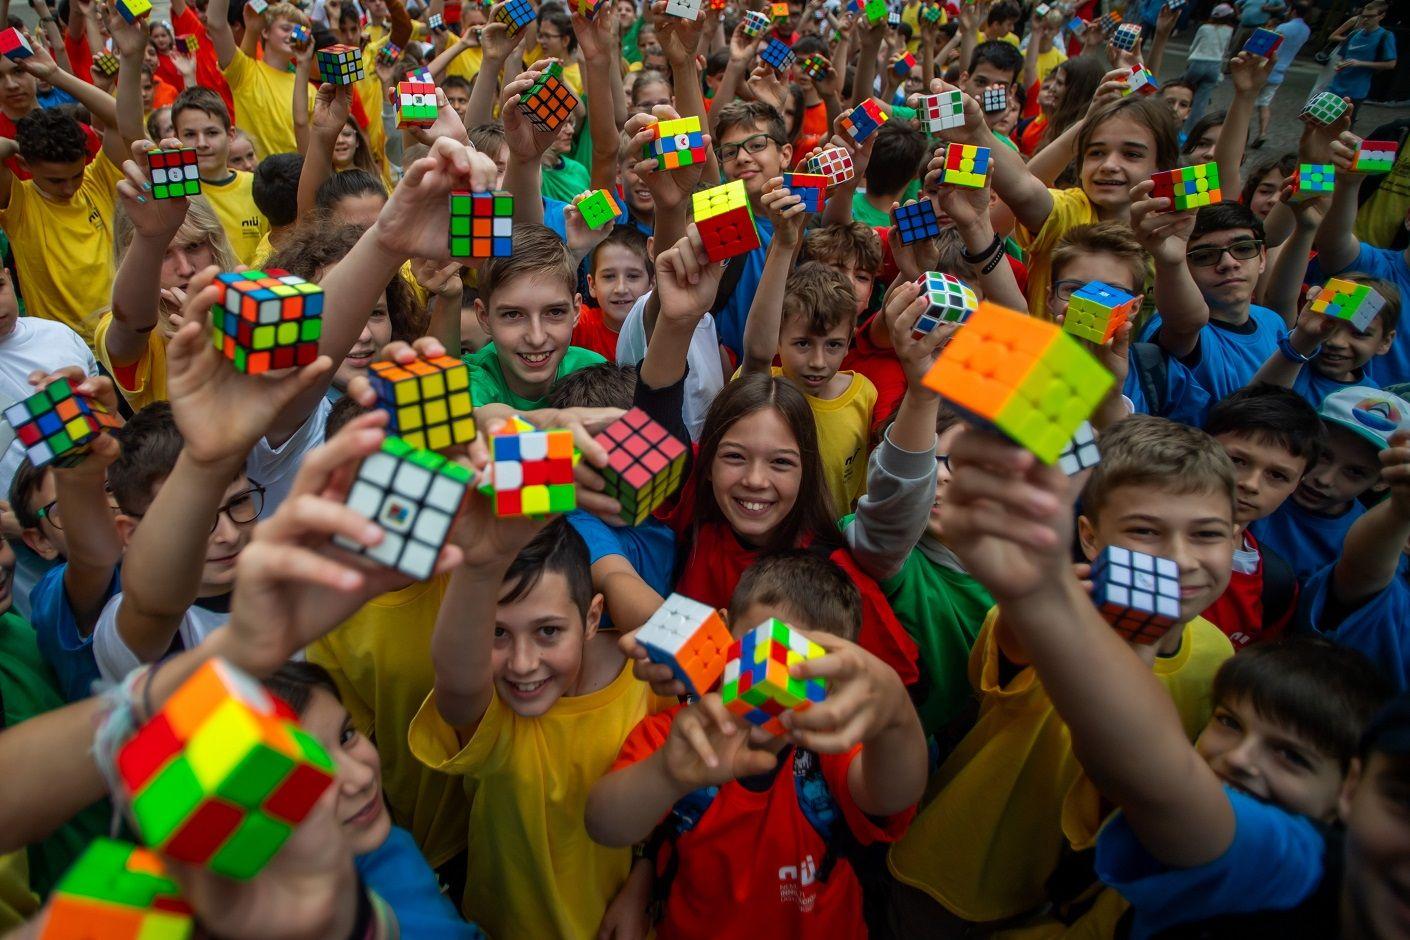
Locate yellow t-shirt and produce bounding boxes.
[1355,143,1410,249]
[356,41,390,181]
[0,150,122,347]
[250,229,276,267]
[223,49,307,159]
[525,48,583,93]
[409,664,667,940]
[93,314,169,411]
[887,608,1232,925]
[785,366,876,513]
[443,45,485,81]
[1034,44,1068,84]
[0,850,37,932]
[1017,187,1099,322]
[202,170,268,267]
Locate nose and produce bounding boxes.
[336,748,375,795]
[211,509,240,546]
[1214,248,1242,273]
[1237,467,1259,496]
[525,314,548,348]
[1219,734,1261,781]
[1167,534,1199,579]
[742,458,769,490]
[357,322,374,346]
[509,636,539,676]
[172,249,196,277]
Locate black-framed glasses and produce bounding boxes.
[717,133,782,163]
[1186,239,1263,268]
[37,499,61,531]
[126,484,267,533]
[935,454,951,471]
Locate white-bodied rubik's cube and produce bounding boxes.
[42,839,193,940]
[742,9,771,36]
[781,172,828,212]
[211,269,324,374]
[449,189,513,258]
[397,80,438,128]
[760,37,795,71]
[0,27,33,60]
[939,142,991,188]
[1124,64,1159,95]
[148,147,201,200]
[1058,420,1099,476]
[800,53,829,79]
[887,7,901,27]
[494,0,536,32]
[93,51,120,75]
[247,0,268,14]
[368,354,476,452]
[919,90,965,134]
[594,407,687,525]
[1064,280,1140,344]
[892,50,917,76]
[841,98,888,144]
[665,0,700,17]
[1311,278,1385,332]
[116,0,152,22]
[805,146,855,186]
[316,44,363,84]
[518,61,578,133]
[1034,2,1050,16]
[981,85,1007,113]
[1300,92,1348,127]
[1110,21,1140,51]
[1355,140,1398,175]
[721,619,827,736]
[3,379,121,470]
[1090,546,1180,644]
[914,272,977,337]
[1295,163,1335,199]
[488,418,576,516]
[578,188,622,229]
[336,436,469,578]
[637,594,733,698]
[428,11,445,29]
[1242,26,1282,57]
[892,199,941,244]
[646,115,707,170]
[1149,162,1221,211]
[692,180,760,262]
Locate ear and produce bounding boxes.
[646,235,655,259]
[572,293,583,327]
[113,513,139,550]
[1076,513,1099,561]
[1378,327,1396,356]
[1338,756,1363,823]
[583,591,604,642]
[18,526,58,562]
[779,141,793,167]
[474,296,490,335]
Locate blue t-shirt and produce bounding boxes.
[1123,350,1214,427]
[542,196,570,241]
[356,825,484,938]
[566,510,676,629]
[1143,304,1285,401]
[28,563,120,702]
[1236,0,1281,27]
[1303,556,1410,689]
[1096,786,1325,939]
[37,87,78,109]
[1269,17,1311,83]
[1290,362,1378,409]
[1334,244,1410,385]
[1327,27,1397,100]
[1251,496,1365,582]
[713,214,775,357]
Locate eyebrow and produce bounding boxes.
[719,439,801,458]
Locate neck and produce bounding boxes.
[0,102,31,122]
[265,49,292,70]
[501,361,552,403]
[1209,297,1252,326]
[1155,621,1186,656]
[1094,200,1131,224]
[866,189,900,212]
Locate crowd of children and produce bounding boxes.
[0,0,1409,935]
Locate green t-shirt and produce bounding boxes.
[542,154,592,205]
[852,179,924,228]
[463,343,607,412]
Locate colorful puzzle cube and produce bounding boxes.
[178,33,200,52]
[428,11,446,29]
[800,53,830,78]
[316,44,363,84]
[1310,277,1386,332]
[1149,162,1221,211]
[578,188,622,229]
[93,51,120,75]
[921,2,943,21]
[887,7,902,27]
[921,301,1114,464]
[1243,26,1282,57]
[115,0,151,22]
[939,142,991,188]
[862,0,887,21]
[665,0,700,17]
[645,115,707,170]
[378,41,403,64]
[918,90,965,133]
[488,420,576,516]
[147,147,201,200]
[841,98,888,143]
[41,840,193,940]
[368,354,476,452]
[3,380,120,470]
[407,66,434,84]
[1066,15,1084,34]
[1034,2,1050,16]
[116,659,336,879]
[636,596,731,697]
[1064,280,1140,344]
[289,23,309,44]
[0,27,33,60]
[396,79,438,128]
[1355,140,1398,175]
[1096,10,1120,34]
[760,36,795,71]
[692,180,760,262]
[1058,420,1099,475]
[781,172,828,212]
[742,9,771,36]
[518,61,578,133]
[806,146,855,186]
[1124,64,1159,95]
[210,269,323,374]
[1110,22,1140,50]
[721,619,827,736]
[1300,91,1348,127]
[594,407,687,525]
[336,436,469,578]
[892,199,941,244]
[1090,546,1180,644]
[981,85,1007,113]
[494,0,536,31]
[1294,162,1335,200]
[915,272,978,337]
[892,50,916,75]
[247,0,268,14]
[771,0,789,17]
[448,189,513,258]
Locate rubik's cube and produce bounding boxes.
[782,172,828,212]
[665,0,700,17]
[378,41,403,64]
[369,354,476,451]
[918,90,965,134]
[1355,140,1398,175]
[1124,64,1159,95]
[806,146,855,186]
[115,0,152,23]
[93,51,120,76]
[1295,163,1335,199]
[887,7,902,27]
[1164,0,1184,9]
[742,9,771,36]
[771,0,789,16]
[488,419,576,516]
[580,0,609,17]
[4,380,121,470]
[336,436,470,578]
[892,199,941,244]
[692,180,760,262]
[1058,420,1099,475]
[247,0,268,14]
[721,619,827,736]
[760,37,795,71]
[428,11,446,29]
[594,407,687,525]
[494,0,535,32]
[915,272,977,337]
[178,33,200,52]
[449,189,513,258]
[939,142,991,188]
[1243,26,1282,57]
[892,51,917,76]
[1090,546,1180,644]
[0,27,33,60]
[578,188,622,229]
[1149,162,1221,211]
[841,98,888,144]
[1110,22,1140,51]
[1066,15,1084,34]
[1096,10,1120,35]
[921,301,1114,464]
[116,659,336,879]
[518,61,578,133]
[1300,92,1348,127]
[1311,277,1385,332]
[41,840,193,940]
[397,80,438,128]
[1064,280,1139,344]
[289,23,309,44]
[800,53,830,78]
[1034,2,1050,16]
[645,115,707,170]
[210,269,324,374]
[407,66,434,84]
[316,44,363,84]
[637,594,733,698]
[981,85,1007,113]
[147,148,201,200]
[862,0,886,21]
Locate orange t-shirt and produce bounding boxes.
[571,303,622,361]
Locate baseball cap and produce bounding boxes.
[1316,386,1410,451]
[1361,690,1410,757]
[1211,3,1236,17]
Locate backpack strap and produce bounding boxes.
[1257,540,1298,633]
[1128,342,1169,416]
[707,252,750,320]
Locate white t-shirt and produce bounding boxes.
[93,591,229,681]
[614,292,724,442]
[247,396,331,515]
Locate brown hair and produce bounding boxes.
[467,122,507,156]
[263,2,311,26]
[781,262,857,335]
[713,99,788,149]
[1050,222,1152,294]
[1333,273,1401,334]
[803,222,882,275]
[481,223,577,305]
[729,549,861,641]
[1080,415,1236,522]
[171,86,231,132]
[1075,95,1180,176]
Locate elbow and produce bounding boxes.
[583,785,636,848]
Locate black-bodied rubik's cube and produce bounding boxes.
[448,189,513,258]
[637,594,732,697]
[428,12,445,29]
[645,115,707,169]
[316,44,363,84]
[1110,22,1140,51]
[919,90,965,134]
[892,51,916,75]
[806,146,854,186]
[397,80,438,128]
[1090,546,1181,644]
[593,407,687,525]
[116,0,151,22]
[841,98,888,144]
[4,379,121,469]
[488,417,577,516]
[518,61,578,133]
[378,41,402,64]
[211,270,324,374]
[1300,92,1348,127]
[742,9,770,35]
[887,7,901,27]
[800,53,829,79]
[178,33,199,52]
[1096,11,1120,35]
[93,51,120,75]
[981,85,1007,113]
[369,354,476,452]
[494,0,535,32]
[578,189,622,229]
[892,199,941,244]
[781,172,827,212]
[914,271,977,337]
[721,619,827,736]
[760,37,795,71]
[1058,420,1099,475]
[148,147,201,200]
[1243,26,1282,57]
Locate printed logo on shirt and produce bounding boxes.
[778,854,819,912]
[242,216,262,231]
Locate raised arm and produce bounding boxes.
[740,181,805,375]
[499,60,558,227]
[570,9,622,189]
[1261,188,1325,328]
[1129,179,1206,359]
[1213,52,1272,203]
[1331,437,1410,605]
[942,78,1056,233]
[1248,286,1336,388]
[1311,124,1365,276]
[296,81,350,220]
[205,0,238,68]
[641,228,725,391]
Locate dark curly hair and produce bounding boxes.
[15,107,88,165]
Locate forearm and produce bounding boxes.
[296,129,333,222]
[53,472,123,626]
[851,54,879,110]
[1023,31,1040,88]
[429,566,500,730]
[640,313,698,390]
[1332,500,1410,605]
[1312,174,1363,274]
[292,69,312,155]
[1026,117,1083,187]
[983,122,1055,232]
[1150,258,1209,358]
[740,242,794,373]
[821,172,859,225]
[584,750,683,847]
[709,61,747,134]
[206,0,236,65]
[505,156,544,225]
[668,58,719,185]
[1248,344,1303,388]
[584,49,621,190]
[465,57,504,125]
[109,234,168,361]
[846,413,939,583]
[49,66,118,129]
[958,217,1025,311]
[0,696,108,852]
[1263,222,1316,326]
[425,289,461,351]
[595,561,665,633]
[426,40,467,81]
[1214,89,1258,200]
[387,0,414,48]
[848,709,927,816]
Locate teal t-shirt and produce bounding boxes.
[462,343,607,411]
[543,154,592,205]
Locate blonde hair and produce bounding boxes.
[264,2,311,26]
[114,197,238,331]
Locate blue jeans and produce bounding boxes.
[1182,59,1225,134]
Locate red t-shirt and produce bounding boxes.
[793,100,828,167]
[0,111,100,180]
[1201,530,1296,649]
[842,316,907,435]
[63,28,93,84]
[172,7,235,124]
[571,303,621,361]
[613,706,913,940]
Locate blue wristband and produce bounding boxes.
[1277,330,1319,364]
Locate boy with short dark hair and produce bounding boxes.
[250,151,304,264]
[853,122,927,228]
[170,86,268,265]
[961,40,1025,145]
[441,75,472,122]
[574,226,653,362]
[983,2,1022,45]
[804,221,883,320]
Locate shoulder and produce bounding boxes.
[562,345,609,370]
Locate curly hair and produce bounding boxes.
[15,107,88,165]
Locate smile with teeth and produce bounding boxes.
[734,497,773,515]
[518,351,552,366]
[507,677,550,695]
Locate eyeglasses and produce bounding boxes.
[1052,279,1141,302]
[539,29,565,39]
[37,500,61,531]
[1185,239,1263,268]
[125,484,266,533]
[935,454,950,471]
[717,133,781,163]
